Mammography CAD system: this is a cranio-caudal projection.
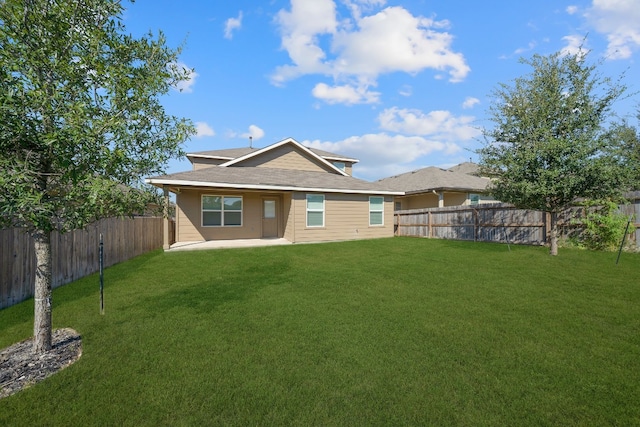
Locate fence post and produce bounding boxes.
[473,209,478,242]
[163,185,170,250]
[99,233,104,315]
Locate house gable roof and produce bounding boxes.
[376,164,490,194]
[187,145,359,164]
[186,147,258,162]
[147,166,402,195]
[218,138,348,176]
[305,147,359,164]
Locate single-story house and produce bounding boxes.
[146,138,402,249]
[376,162,497,210]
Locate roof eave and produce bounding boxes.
[186,153,234,161]
[403,187,489,195]
[319,155,360,164]
[145,178,403,196]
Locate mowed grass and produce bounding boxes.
[1,237,639,426]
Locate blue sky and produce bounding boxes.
[123,0,640,181]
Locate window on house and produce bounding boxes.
[470,194,480,205]
[306,194,324,227]
[370,196,384,226]
[395,201,402,211]
[333,161,346,172]
[202,195,242,227]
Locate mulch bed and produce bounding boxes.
[0,328,82,400]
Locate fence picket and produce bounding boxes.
[0,217,169,310]
[395,203,638,248]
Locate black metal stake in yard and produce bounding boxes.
[615,216,633,265]
[502,219,511,252]
[99,233,104,314]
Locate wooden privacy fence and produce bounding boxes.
[395,203,639,247]
[0,217,167,310]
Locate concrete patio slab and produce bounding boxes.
[167,238,292,251]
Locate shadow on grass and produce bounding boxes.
[52,249,166,310]
[132,255,294,316]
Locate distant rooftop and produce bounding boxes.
[376,163,490,194]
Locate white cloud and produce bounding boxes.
[311,82,380,104]
[240,124,265,140]
[398,85,412,97]
[224,12,243,40]
[331,7,469,82]
[462,97,480,109]
[195,122,215,137]
[566,5,579,15]
[514,41,537,55]
[272,0,337,85]
[342,0,387,21]
[300,106,481,179]
[271,1,470,104]
[171,62,198,93]
[377,107,481,141]
[584,0,640,59]
[560,34,588,57]
[304,133,458,178]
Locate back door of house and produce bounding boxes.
[262,198,278,238]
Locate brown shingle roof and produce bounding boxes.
[187,147,257,160]
[376,165,490,194]
[147,166,401,195]
[447,162,481,176]
[187,146,358,163]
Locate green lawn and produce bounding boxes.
[1,237,639,426]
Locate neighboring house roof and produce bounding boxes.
[376,165,491,194]
[147,166,402,195]
[447,162,481,176]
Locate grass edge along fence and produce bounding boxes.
[0,217,168,310]
[395,202,639,247]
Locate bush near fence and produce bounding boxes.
[395,202,638,248]
[0,216,172,310]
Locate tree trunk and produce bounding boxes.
[549,212,558,256]
[33,229,53,354]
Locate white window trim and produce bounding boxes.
[369,196,384,226]
[306,194,325,228]
[202,195,243,227]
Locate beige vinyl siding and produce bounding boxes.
[403,193,440,209]
[444,192,469,206]
[234,144,335,173]
[191,158,228,170]
[175,189,265,241]
[331,161,355,176]
[397,191,484,210]
[174,188,393,244]
[344,163,353,176]
[283,193,295,242]
[290,192,394,243]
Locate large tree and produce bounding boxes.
[478,48,631,255]
[0,0,194,354]
[610,112,640,190]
